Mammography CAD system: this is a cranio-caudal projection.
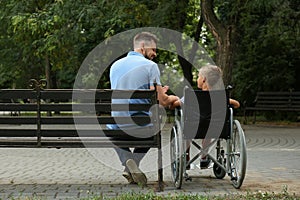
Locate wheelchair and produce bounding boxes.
[170,87,247,189]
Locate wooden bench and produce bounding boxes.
[0,79,163,190]
[244,91,300,123]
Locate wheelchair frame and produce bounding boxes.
[170,89,247,189]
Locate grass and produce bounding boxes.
[78,188,300,200]
[86,191,299,200]
[4,188,299,200]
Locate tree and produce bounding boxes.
[1,0,298,105]
[0,0,86,88]
[200,0,246,85]
[146,0,207,88]
[0,0,157,88]
[233,0,300,103]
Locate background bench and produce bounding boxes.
[244,91,300,123]
[0,79,163,191]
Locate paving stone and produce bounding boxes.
[0,124,299,199]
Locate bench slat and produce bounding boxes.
[0,128,157,137]
[42,129,158,138]
[256,97,291,101]
[253,105,292,108]
[245,107,299,111]
[255,102,292,106]
[0,139,157,148]
[40,103,153,112]
[0,90,36,99]
[41,140,158,148]
[41,89,156,100]
[0,116,152,124]
[0,117,37,124]
[0,129,37,136]
[40,116,151,124]
[0,104,37,111]
[257,92,288,95]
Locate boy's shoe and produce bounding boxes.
[185,150,191,170]
[126,159,147,186]
[200,157,211,169]
[122,170,135,184]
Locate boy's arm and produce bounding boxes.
[229,98,240,108]
[169,99,182,109]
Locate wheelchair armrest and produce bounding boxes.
[174,106,183,124]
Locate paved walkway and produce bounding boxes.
[0,124,299,199]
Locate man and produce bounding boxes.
[109,32,178,185]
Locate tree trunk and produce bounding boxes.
[216,26,235,86]
[201,0,236,85]
[45,55,51,89]
[45,55,58,89]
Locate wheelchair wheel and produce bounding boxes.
[229,120,247,189]
[170,122,184,189]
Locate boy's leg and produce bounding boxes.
[200,139,212,169]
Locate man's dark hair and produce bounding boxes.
[133,32,158,48]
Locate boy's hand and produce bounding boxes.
[169,99,181,110]
[162,85,169,93]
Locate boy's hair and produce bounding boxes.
[133,32,158,48]
[199,65,223,90]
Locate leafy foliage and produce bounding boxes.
[233,0,300,103]
[0,0,299,114]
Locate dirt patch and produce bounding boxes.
[242,179,300,195]
[248,121,300,127]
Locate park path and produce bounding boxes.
[0,124,299,199]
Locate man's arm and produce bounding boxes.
[150,85,179,107]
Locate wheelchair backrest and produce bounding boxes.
[182,88,230,140]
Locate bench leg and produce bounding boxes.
[243,109,248,124]
[158,147,163,191]
[253,111,256,124]
[157,130,163,191]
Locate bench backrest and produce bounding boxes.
[182,88,230,140]
[255,91,300,110]
[0,89,160,148]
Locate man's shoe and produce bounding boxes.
[126,159,147,186]
[122,170,135,184]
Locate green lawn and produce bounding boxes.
[85,190,299,200]
[6,189,298,200]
